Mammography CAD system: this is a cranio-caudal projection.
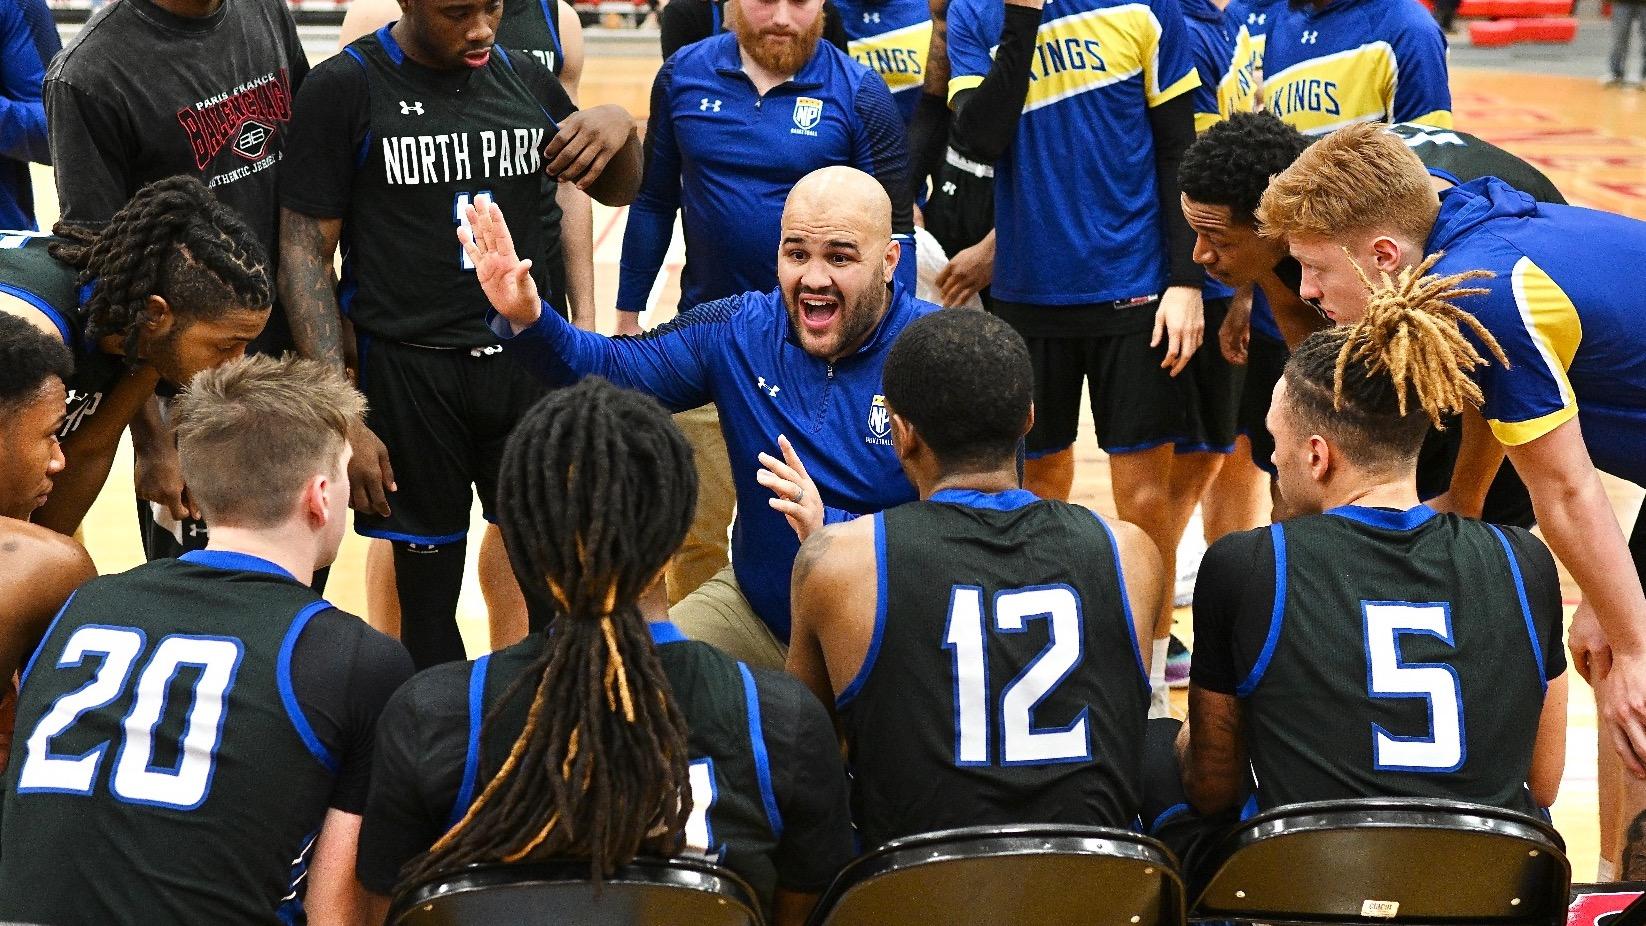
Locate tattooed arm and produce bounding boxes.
[1180,687,1247,815]
[278,208,396,516]
[786,517,877,720]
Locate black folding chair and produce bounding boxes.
[808,824,1187,926]
[1192,798,1570,925]
[390,856,765,926]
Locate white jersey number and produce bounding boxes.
[1364,602,1464,772]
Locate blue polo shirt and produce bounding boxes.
[490,283,939,639]
[617,33,915,314]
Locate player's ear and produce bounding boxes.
[143,295,175,337]
[1370,235,1403,274]
[302,473,331,526]
[1021,403,1035,440]
[1307,433,1332,483]
[889,412,918,461]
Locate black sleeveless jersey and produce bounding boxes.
[838,488,1149,850]
[329,28,572,346]
[498,0,564,74]
[1239,507,1555,814]
[0,554,348,925]
[1389,122,1567,205]
[0,231,127,439]
[455,626,783,904]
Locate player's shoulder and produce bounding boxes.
[1203,522,1276,575]
[1375,0,1445,33]
[795,517,877,590]
[44,0,134,83]
[379,656,474,728]
[0,521,94,596]
[303,605,413,673]
[745,661,833,732]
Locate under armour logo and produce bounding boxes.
[470,344,504,357]
[757,376,780,398]
[699,97,722,112]
[400,100,425,115]
[1300,30,1319,44]
[941,181,957,195]
[863,11,880,22]
[186,523,208,538]
[406,543,439,554]
[1249,11,1265,25]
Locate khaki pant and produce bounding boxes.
[669,565,787,670]
[667,404,736,606]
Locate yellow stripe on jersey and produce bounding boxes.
[1261,42,1405,135]
[849,20,933,95]
[1221,24,1263,117]
[947,4,1198,110]
[1489,257,1583,446]
[1405,109,1454,129]
[1195,110,1221,132]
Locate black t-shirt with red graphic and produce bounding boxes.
[43,0,307,352]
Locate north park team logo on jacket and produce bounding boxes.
[792,97,824,136]
[867,394,891,444]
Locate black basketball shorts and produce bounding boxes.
[352,334,547,544]
[1237,331,1289,475]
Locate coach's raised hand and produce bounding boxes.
[461,200,543,334]
[543,105,643,206]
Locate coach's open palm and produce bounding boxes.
[459,200,543,332]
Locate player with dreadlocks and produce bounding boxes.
[1148,260,1567,873]
[1261,122,1646,877]
[357,377,854,926]
[0,174,271,537]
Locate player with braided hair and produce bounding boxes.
[0,174,271,536]
[358,377,853,925]
[1151,261,1567,874]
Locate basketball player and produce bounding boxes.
[947,0,1209,711]
[278,0,643,668]
[1258,124,1646,805]
[785,309,1160,849]
[0,355,413,924]
[332,0,596,651]
[1176,272,1565,827]
[464,167,936,670]
[358,379,853,925]
[0,314,97,769]
[1181,113,1556,525]
[833,0,932,125]
[1260,0,1451,135]
[0,177,273,537]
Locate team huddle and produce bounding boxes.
[0,0,1644,919]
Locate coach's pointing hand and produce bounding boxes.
[461,200,543,334]
[759,435,824,542]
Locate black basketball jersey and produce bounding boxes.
[498,0,564,74]
[1241,507,1553,814]
[0,231,127,439]
[839,488,1149,850]
[454,624,783,903]
[334,27,568,347]
[1389,122,1567,205]
[0,552,347,924]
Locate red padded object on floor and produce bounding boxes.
[1518,15,1578,40]
[1469,19,1519,44]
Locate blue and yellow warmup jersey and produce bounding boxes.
[947,0,1199,305]
[1223,0,1282,115]
[1261,0,1450,135]
[1430,179,1646,486]
[834,0,932,124]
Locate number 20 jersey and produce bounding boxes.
[0,557,344,925]
[837,488,1148,851]
[1240,508,1557,814]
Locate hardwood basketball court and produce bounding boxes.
[40,52,1646,876]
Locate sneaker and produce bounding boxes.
[1166,635,1192,688]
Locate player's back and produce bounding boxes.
[838,488,1148,850]
[1386,122,1565,205]
[1243,507,1556,814]
[0,554,348,925]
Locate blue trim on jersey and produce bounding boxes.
[374,24,406,66]
[449,653,491,828]
[353,526,470,545]
[739,662,784,837]
[1427,166,1463,188]
[1325,504,1438,532]
[1240,792,1260,820]
[836,512,888,709]
[0,282,70,343]
[1093,511,1149,687]
[180,549,299,583]
[342,45,366,68]
[1486,523,1549,691]
[1174,440,1237,456]
[710,0,721,34]
[929,487,1041,512]
[1237,523,1287,697]
[278,601,342,774]
[19,590,75,686]
[1148,801,1191,835]
[648,621,689,646]
[537,0,565,65]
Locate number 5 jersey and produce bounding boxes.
[0,551,412,924]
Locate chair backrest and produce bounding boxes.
[390,857,765,926]
[1193,798,1570,925]
[809,824,1187,926]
